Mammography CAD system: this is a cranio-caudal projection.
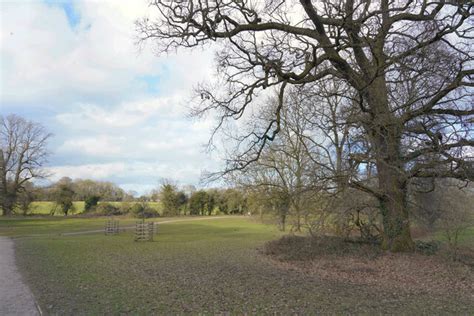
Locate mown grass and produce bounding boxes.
[0,216,137,237]
[0,216,208,237]
[2,216,473,314]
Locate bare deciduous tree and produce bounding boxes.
[137,1,474,251]
[233,92,323,231]
[0,114,51,215]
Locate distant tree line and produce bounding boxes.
[3,176,135,216]
[5,173,251,217]
[34,177,132,202]
[152,181,249,217]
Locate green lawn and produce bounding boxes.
[0,216,138,237]
[1,216,472,314]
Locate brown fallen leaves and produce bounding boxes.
[262,235,474,301]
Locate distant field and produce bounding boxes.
[434,226,474,247]
[461,227,474,247]
[25,201,86,215]
[22,201,163,215]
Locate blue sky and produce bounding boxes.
[44,0,81,28]
[0,0,219,194]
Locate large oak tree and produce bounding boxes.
[137,0,474,251]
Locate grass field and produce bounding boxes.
[25,201,86,215]
[438,226,474,246]
[21,201,163,215]
[1,216,473,314]
[461,226,474,244]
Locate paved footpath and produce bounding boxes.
[0,237,40,316]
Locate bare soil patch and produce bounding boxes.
[262,235,474,301]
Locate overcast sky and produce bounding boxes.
[0,0,222,194]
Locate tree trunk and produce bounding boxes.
[367,78,415,252]
[1,193,15,216]
[280,212,286,231]
[294,205,301,232]
[377,164,414,251]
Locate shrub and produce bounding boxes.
[415,240,441,256]
[16,189,35,216]
[84,195,101,212]
[331,189,382,243]
[95,203,121,216]
[119,201,134,215]
[130,202,158,218]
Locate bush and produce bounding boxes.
[130,202,158,218]
[95,203,122,216]
[84,195,101,212]
[331,189,382,243]
[415,240,441,255]
[119,201,134,214]
[16,189,35,216]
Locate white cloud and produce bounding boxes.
[53,93,216,161]
[1,1,221,193]
[0,1,214,105]
[56,95,185,128]
[58,135,125,156]
[46,160,210,190]
[46,163,126,182]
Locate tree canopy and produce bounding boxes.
[138,0,473,251]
